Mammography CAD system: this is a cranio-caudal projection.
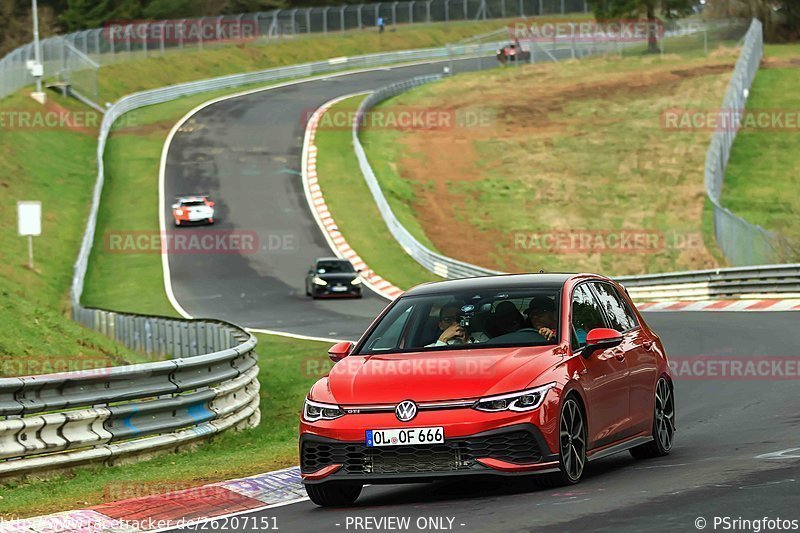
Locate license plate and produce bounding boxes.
[366,427,444,447]
[331,285,348,292]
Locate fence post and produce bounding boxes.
[358,5,363,29]
[143,24,148,57]
[410,1,414,24]
[340,6,346,31]
[306,9,311,34]
[426,0,432,22]
[561,0,565,15]
[538,0,543,15]
[323,7,329,34]
[445,0,449,21]
[160,21,166,55]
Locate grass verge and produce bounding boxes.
[0,92,145,374]
[0,333,330,519]
[721,44,800,260]
[359,49,742,276]
[95,19,530,103]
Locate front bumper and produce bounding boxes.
[300,423,558,484]
[311,284,362,297]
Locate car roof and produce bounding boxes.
[315,257,350,263]
[403,273,587,297]
[177,196,207,202]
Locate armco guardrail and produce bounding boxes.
[617,264,800,301]
[0,309,259,477]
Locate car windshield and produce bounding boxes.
[181,200,205,206]
[317,261,354,274]
[356,288,561,355]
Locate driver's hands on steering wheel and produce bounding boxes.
[537,327,556,340]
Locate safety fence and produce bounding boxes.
[704,19,781,265]
[0,0,590,102]
[0,309,259,477]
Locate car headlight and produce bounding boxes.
[175,209,183,215]
[473,383,556,413]
[303,398,345,422]
[312,276,327,286]
[351,276,362,285]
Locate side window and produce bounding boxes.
[571,284,607,348]
[592,283,639,332]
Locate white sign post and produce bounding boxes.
[17,201,41,269]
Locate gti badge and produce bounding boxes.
[395,400,418,422]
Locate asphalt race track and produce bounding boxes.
[164,58,498,339]
[162,60,800,531]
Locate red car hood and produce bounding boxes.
[326,346,559,405]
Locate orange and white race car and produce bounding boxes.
[171,196,215,226]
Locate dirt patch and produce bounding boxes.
[761,56,800,69]
[384,56,735,273]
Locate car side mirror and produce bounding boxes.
[583,328,623,358]
[207,201,215,207]
[328,341,354,362]
[171,203,179,209]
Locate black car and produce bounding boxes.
[305,258,363,299]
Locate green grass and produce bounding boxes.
[359,50,739,275]
[0,333,330,520]
[314,95,440,289]
[0,93,145,374]
[94,19,532,103]
[722,43,800,260]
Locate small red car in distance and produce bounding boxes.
[171,196,215,226]
[299,273,674,507]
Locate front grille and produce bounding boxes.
[301,430,541,475]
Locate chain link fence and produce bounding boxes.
[704,19,780,266]
[0,0,588,102]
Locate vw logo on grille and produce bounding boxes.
[395,400,417,422]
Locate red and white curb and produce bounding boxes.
[636,298,800,312]
[301,93,404,302]
[1,467,306,532]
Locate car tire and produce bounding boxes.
[207,218,214,225]
[174,219,181,227]
[305,481,362,507]
[539,396,586,487]
[630,377,674,459]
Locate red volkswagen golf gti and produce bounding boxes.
[299,273,675,506]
